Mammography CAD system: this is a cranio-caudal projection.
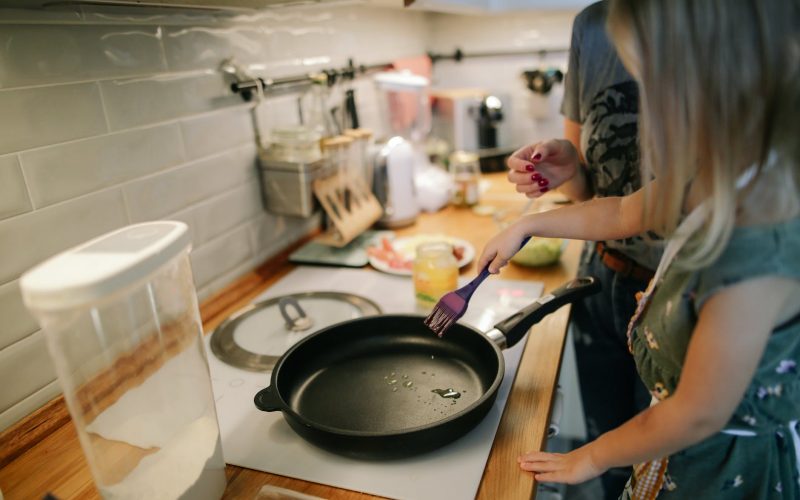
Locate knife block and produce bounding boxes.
[313,164,382,248]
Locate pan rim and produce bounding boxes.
[267,314,506,438]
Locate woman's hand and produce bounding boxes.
[506,139,581,198]
[518,446,605,485]
[477,221,530,274]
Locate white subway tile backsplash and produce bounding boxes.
[0,280,39,350]
[0,154,32,220]
[0,25,166,89]
[100,72,243,131]
[180,106,254,160]
[192,180,263,245]
[0,379,60,434]
[0,188,129,284]
[189,224,253,289]
[124,143,257,222]
[163,25,265,72]
[21,124,185,208]
[0,83,107,155]
[0,331,57,420]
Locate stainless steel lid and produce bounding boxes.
[210,291,381,371]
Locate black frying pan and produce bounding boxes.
[254,276,600,459]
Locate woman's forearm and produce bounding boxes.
[515,191,645,242]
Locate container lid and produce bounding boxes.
[21,221,191,311]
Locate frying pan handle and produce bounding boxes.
[491,276,601,348]
[254,386,282,412]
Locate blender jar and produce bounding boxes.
[20,221,226,500]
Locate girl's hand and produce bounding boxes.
[478,222,529,274]
[506,139,581,198]
[518,446,605,485]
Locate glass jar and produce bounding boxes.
[413,241,459,310]
[449,151,481,207]
[266,126,322,163]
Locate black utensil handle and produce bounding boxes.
[254,386,282,412]
[345,89,359,129]
[494,276,601,347]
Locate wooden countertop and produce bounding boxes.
[0,173,580,500]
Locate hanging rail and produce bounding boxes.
[227,58,394,102]
[226,46,570,101]
[427,46,569,63]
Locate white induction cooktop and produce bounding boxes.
[204,267,543,500]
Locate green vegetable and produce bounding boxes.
[511,238,563,267]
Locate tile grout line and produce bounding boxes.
[14,153,37,212]
[95,81,113,133]
[4,100,255,157]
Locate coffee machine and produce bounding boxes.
[430,89,511,171]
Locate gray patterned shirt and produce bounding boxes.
[561,0,662,270]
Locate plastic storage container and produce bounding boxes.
[20,221,226,500]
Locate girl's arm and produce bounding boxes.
[479,184,647,274]
[519,275,799,484]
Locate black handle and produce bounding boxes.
[254,386,282,412]
[345,89,359,129]
[494,276,601,348]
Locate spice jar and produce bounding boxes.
[413,241,459,310]
[449,151,481,207]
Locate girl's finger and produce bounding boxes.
[519,451,556,462]
[519,460,563,473]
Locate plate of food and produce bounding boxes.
[366,234,475,276]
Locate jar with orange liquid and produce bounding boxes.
[413,242,459,310]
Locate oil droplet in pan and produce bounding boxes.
[431,388,461,399]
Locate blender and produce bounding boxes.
[370,71,432,227]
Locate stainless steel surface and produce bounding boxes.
[258,155,329,217]
[485,328,507,349]
[210,291,381,371]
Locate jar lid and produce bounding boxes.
[269,126,320,145]
[449,150,480,164]
[20,221,191,311]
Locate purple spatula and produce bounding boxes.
[424,237,530,337]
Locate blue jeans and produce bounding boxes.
[571,243,652,499]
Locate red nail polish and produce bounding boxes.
[525,164,535,172]
[532,173,542,181]
[532,153,542,161]
[541,186,549,193]
[537,178,548,186]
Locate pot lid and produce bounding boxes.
[210,291,381,371]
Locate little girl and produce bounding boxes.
[479,0,800,497]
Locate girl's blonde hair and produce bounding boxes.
[607,0,800,269]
